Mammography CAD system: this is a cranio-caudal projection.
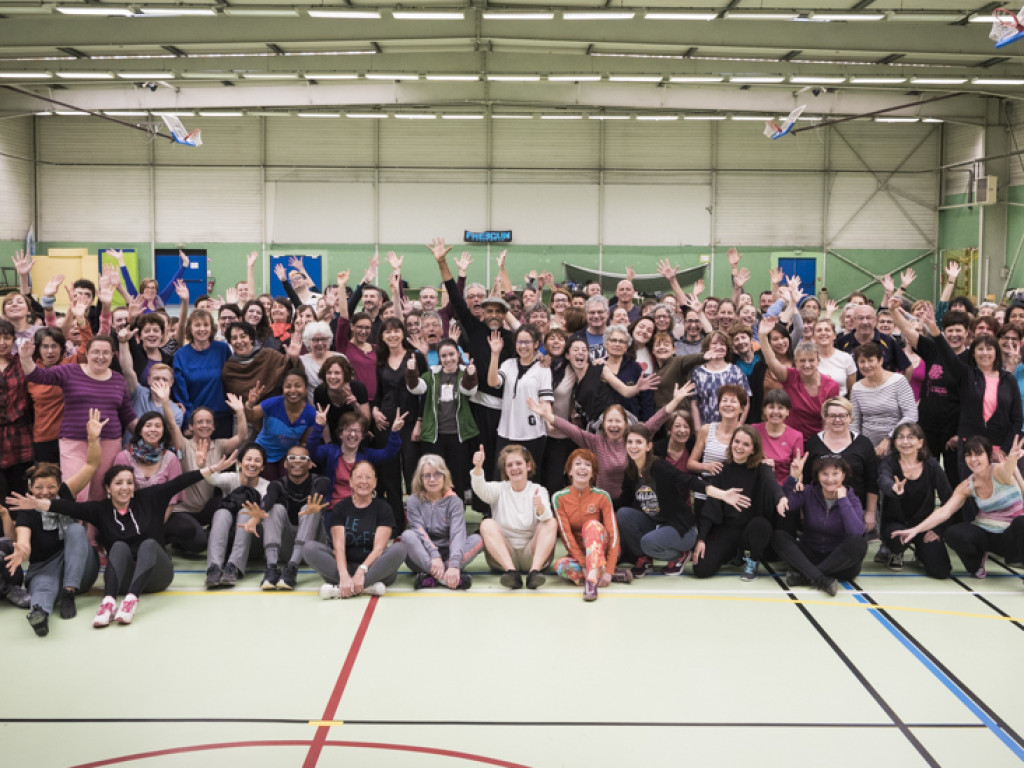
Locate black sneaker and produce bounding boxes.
[456,574,472,590]
[277,562,299,591]
[500,570,523,589]
[220,563,242,588]
[260,564,281,591]
[204,564,223,589]
[2,584,30,609]
[525,570,546,589]
[27,605,49,637]
[631,557,654,579]
[785,570,811,588]
[816,577,839,597]
[413,574,436,590]
[58,588,77,620]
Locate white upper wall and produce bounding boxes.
[0,117,34,241]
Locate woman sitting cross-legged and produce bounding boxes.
[692,426,787,582]
[302,460,408,599]
[472,444,558,590]
[773,452,868,597]
[552,448,629,601]
[7,450,237,628]
[400,454,482,590]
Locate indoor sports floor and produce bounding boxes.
[3,537,1024,768]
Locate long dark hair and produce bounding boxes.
[624,424,654,480]
[375,317,412,365]
[131,411,172,452]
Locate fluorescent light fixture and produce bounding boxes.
[482,12,554,20]
[732,115,776,121]
[609,75,663,82]
[104,110,148,116]
[138,8,216,16]
[392,11,465,19]
[849,77,907,84]
[637,115,678,120]
[725,12,799,20]
[116,72,174,80]
[395,113,436,119]
[812,13,886,21]
[923,118,944,123]
[645,12,718,20]
[790,76,846,84]
[563,11,635,20]
[346,113,388,118]
[684,115,726,120]
[182,72,238,79]
[303,73,359,80]
[365,73,419,80]
[308,9,381,18]
[426,74,480,81]
[588,115,630,120]
[968,15,999,23]
[889,13,962,22]
[797,116,822,121]
[491,114,533,119]
[198,111,244,117]
[910,77,968,85]
[548,75,602,82]
[154,111,195,117]
[297,112,340,118]
[729,76,785,83]
[246,111,293,117]
[541,114,583,119]
[973,78,1024,85]
[669,76,724,82]
[441,114,484,119]
[55,72,115,79]
[35,112,53,116]
[55,110,89,116]
[0,72,52,79]
[487,75,540,81]
[242,73,299,79]
[224,8,299,16]
[876,117,919,122]
[56,6,132,15]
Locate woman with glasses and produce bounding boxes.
[334,270,379,401]
[487,324,553,468]
[400,455,481,590]
[603,324,655,421]
[803,397,879,532]
[690,331,750,430]
[298,321,336,398]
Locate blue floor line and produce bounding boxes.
[844,583,1024,762]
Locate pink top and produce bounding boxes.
[909,357,926,402]
[983,374,999,423]
[753,423,804,485]
[335,315,378,401]
[783,367,840,440]
[113,449,184,505]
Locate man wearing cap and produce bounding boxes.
[429,238,515,511]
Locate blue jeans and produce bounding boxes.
[616,506,697,561]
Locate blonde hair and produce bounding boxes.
[411,454,454,498]
[821,396,854,420]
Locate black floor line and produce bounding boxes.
[948,575,1024,633]
[849,578,1024,757]
[765,568,940,767]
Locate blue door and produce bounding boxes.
[155,249,206,306]
[270,255,323,299]
[777,257,817,295]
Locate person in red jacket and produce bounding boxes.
[551,448,630,601]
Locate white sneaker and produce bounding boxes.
[364,582,386,597]
[93,597,116,628]
[114,594,139,625]
[319,583,340,600]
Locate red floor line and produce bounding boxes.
[302,595,380,768]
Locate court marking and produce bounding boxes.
[847,579,1024,763]
[764,570,940,766]
[949,575,1024,633]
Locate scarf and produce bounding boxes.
[130,440,165,466]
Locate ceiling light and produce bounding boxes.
[876,117,919,122]
[365,73,419,80]
[346,113,388,118]
[0,72,52,79]
[247,111,292,117]
[563,12,635,20]
[392,11,465,19]
[812,13,885,21]
[645,12,718,20]
[56,6,131,15]
[588,115,630,120]
[729,76,785,83]
[968,15,999,23]
[308,9,381,18]
[55,72,115,79]
[297,112,340,118]
[910,78,968,85]
[548,75,602,82]
[849,77,907,84]
[973,78,1024,85]
[242,73,299,79]
[732,115,776,121]
[395,113,436,119]
[137,8,216,16]
[491,114,533,119]
[154,111,195,117]
[609,75,663,82]
[116,72,174,80]
[425,74,480,81]
[889,13,962,22]
[441,114,484,119]
[636,115,678,120]
[224,8,299,16]
[482,12,554,19]
[684,115,726,120]
[487,75,540,81]
[790,76,846,84]
[303,73,358,80]
[35,112,53,116]
[669,76,724,82]
[797,116,822,121]
[541,114,583,119]
[104,110,148,116]
[55,110,89,116]
[198,111,244,117]
[725,12,799,20]
[923,118,944,123]
[182,72,238,79]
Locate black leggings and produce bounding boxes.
[882,523,951,579]
[104,540,174,598]
[164,512,209,554]
[692,517,773,579]
[945,517,1024,574]
[772,530,867,583]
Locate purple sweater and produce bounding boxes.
[783,476,865,552]
[26,364,135,441]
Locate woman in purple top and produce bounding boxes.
[21,335,136,501]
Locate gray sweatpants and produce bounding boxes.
[400,529,483,574]
[261,505,323,567]
[207,507,254,574]
[302,539,408,587]
[25,524,100,614]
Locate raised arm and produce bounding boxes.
[887,297,921,351]
[175,279,190,349]
[117,328,140,397]
[757,316,790,382]
[246,250,258,299]
[156,251,188,304]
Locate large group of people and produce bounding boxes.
[1,243,1023,637]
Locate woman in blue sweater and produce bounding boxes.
[172,310,233,438]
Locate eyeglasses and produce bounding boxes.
[607,338,628,345]
[422,471,443,481]
[285,455,311,462]
[310,337,332,343]
[826,413,850,420]
[342,427,363,435]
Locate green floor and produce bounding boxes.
[3,543,1024,768]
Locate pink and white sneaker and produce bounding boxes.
[93,597,116,628]
[114,594,139,625]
